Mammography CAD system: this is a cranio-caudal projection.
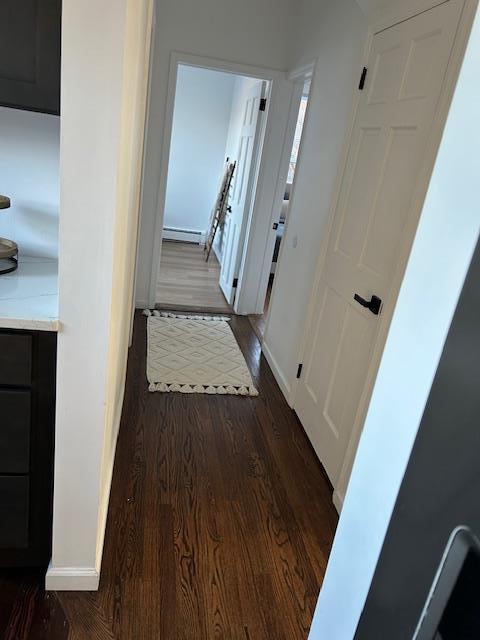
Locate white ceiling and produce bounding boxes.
[355,0,398,14]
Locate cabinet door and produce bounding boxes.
[0,331,56,568]
[0,0,61,114]
[0,476,29,548]
[0,334,32,386]
[0,390,31,473]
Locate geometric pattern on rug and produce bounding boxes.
[146,314,258,396]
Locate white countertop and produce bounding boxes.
[0,256,59,331]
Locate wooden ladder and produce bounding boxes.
[204,161,236,261]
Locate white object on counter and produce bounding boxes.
[0,256,59,331]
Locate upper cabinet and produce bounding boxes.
[0,0,61,115]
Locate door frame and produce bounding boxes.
[290,0,478,513]
[243,62,315,321]
[144,50,290,310]
[220,78,268,306]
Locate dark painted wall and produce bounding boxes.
[354,235,480,639]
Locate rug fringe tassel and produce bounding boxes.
[143,309,231,322]
[148,382,258,397]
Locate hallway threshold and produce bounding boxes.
[156,240,232,314]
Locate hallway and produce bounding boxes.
[0,313,337,639]
[156,241,232,313]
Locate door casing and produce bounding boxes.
[142,51,292,312]
[219,80,267,306]
[255,64,315,333]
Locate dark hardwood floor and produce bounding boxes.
[0,313,337,639]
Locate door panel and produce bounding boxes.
[360,127,419,276]
[0,390,31,474]
[302,282,378,481]
[219,81,266,303]
[0,476,29,548]
[0,334,32,386]
[295,0,463,490]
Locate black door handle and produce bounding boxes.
[354,293,382,315]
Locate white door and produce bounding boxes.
[219,80,266,304]
[294,1,463,487]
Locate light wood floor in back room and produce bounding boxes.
[0,313,338,640]
[156,240,232,313]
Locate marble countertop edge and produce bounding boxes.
[0,316,60,332]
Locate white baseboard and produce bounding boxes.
[45,564,100,591]
[163,227,206,244]
[262,340,292,406]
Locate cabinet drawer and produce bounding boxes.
[0,334,32,386]
[0,390,31,473]
[0,476,29,548]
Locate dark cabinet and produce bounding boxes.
[0,334,32,386]
[0,329,56,567]
[0,390,31,473]
[0,0,62,115]
[0,476,30,549]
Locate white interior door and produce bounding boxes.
[294,0,463,488]
[219,80,266,304]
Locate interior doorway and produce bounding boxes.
[249,77,311,340]
[155,62,269,314]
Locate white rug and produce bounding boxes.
[145,311,258,396]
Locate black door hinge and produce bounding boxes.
[272,222,279,230]
[296,364,303,379]
[259,98,267,111]
[358,67,368,91]
[233,277,238,288]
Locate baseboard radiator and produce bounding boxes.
[163,227,206,244]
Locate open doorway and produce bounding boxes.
[249,76,311,340]
[155,63,269,314]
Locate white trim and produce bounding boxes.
[162,227,206,244]
[251,73,309,313]
[332,490,344,514]
[166,51,284,81]
[146,53,178,307]
[130,0,156,342]
[146,51,284,309]
[355,0,451,27]
[260,62,316,330]
[262,340,292,404]
[292,0,477,506]
[45,565,100,591]
[370,0,451,32]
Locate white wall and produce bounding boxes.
[309,4,480,637]
[0,107,59,259]
[264,0,368,397]
[163,65,235,235]
[47,0,152,590]
[135,0,298,307]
